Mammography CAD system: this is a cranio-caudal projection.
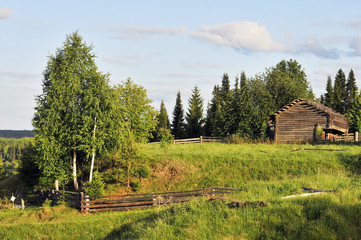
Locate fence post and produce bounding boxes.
[355,132,359,142]
[212,188,215,196]
[21,199,25,210]
[80,192,89,213]
[152,193,157,206]
[200,136,203,144]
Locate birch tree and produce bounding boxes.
[33,32,122,189]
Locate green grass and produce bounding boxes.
[1,142,361,239]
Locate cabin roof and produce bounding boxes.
[271,98,347,120]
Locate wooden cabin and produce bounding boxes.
[269,98,349,143]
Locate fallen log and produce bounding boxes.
[207,196,267,208]
[301,187,337,193]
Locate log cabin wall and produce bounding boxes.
[275,102,328,143]
[271,99,349,144]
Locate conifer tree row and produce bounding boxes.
[321,69,359,131]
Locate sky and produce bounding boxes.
[2,1,361,130]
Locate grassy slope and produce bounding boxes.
[1,142,361,239]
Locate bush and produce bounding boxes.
[130,181,141,192]
[85,171,105,197]
[134,164,152,180]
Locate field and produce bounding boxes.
[1,142,361,239]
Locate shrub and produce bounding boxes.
[85,171,105,197]
[134,164,152,180]
[130,180,141,192]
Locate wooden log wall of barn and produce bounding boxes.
[275,103,328,144]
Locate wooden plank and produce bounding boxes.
[82,201,154,209]
[84,205,151,213]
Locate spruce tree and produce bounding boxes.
[185,86,204,138]
[346,92,361,132]
[238,72,253,136]
[333,69,347,113]
[154,100,170,140]
[205,85,223,136]
[346,69,358,112]
[157,100,170,129]
[220,73,232,134]
[224,77,240,135]
[171,91,185,139]
[324,76,334,108]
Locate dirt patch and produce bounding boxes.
[146,160,197,191]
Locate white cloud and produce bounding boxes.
[109,26,187,39]
[0,7,13,20]
[190,21,286,52]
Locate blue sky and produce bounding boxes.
[2,1,361,130]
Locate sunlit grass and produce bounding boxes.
[1,142,361,239]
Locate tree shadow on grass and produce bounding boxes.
[337,153,361,175]
[104,212,160,240]
[259,198,361,240]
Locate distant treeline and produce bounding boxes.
[0,137,33,178]
[0,130,34,138]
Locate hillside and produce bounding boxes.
[1,142,361,239]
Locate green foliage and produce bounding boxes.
[185,86,204,138]
[346,69,358,112]
[205,60,312,139]
[85,171,105,197]
[314,125,324,141]
[333,69,347,113]
[159,128,174,161]
[134,164,152,179]
[265,59,314,111]
[205,85,223,136]
[323,76,334,108]
[19,140,40,186]
[130,180,141,192]
[171,91,186,139]
[41,198,52,208]
[153,100,170,141]
[0,137,33,178]
[346,93,361,132]
[33,31,123,189]
[114,78,157,143]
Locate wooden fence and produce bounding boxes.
[173,136,226,144]
[332,132,359,142]
[149,136,227,145]
[63,191,81,209]
[80,187,239,213]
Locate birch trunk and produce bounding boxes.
[89,116,97,182]
[73,150,79,190]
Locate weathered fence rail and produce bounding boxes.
[80,187,239,213]
[63,191,81,209]
[149,136,227,145]
[336,132,358,142]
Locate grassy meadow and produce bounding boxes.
[1,142,361,239]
